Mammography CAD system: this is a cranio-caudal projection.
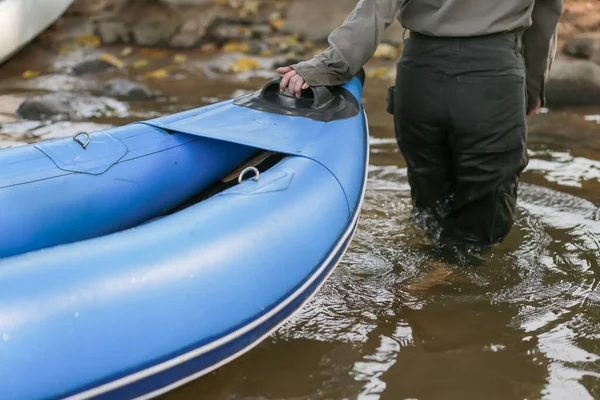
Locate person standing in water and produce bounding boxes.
[278,0,563,249]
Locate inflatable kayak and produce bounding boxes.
[0,0,73,64]
[0,74,369,399]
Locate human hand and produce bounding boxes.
[527,97,541,116]
[276,66,310,98]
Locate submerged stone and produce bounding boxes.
[546,57,600,106]
[71,57,118,75]
[17,93,129,121]
[102,79,154,100]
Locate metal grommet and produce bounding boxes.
[238,166,260,183]
[73,132,90,150]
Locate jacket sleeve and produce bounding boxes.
[522,0,563,109]
[290,0,400,87]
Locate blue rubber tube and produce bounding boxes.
[0,124,257,258]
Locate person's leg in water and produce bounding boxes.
[392,46,453,241]
[393,32,528,256]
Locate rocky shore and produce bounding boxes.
[75,0,600,107]
[0,0,599,134]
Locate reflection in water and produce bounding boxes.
[164,161,600,400]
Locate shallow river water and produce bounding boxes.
[2,67,600,399]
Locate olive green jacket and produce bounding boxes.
[291,0,562,106]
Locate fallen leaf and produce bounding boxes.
[223,41,250,53]
[172,54,188,63]
[270,18,285,31]
[283,36,299,46]
[99,53,124,68]
[230,57,259,73]
[22,70,40,79]
[145,68,169,78]
[138,48,167,58]
[75,34,101,47]
[259,50,273,57]
[121,47,133,57]
[131,59,149,69]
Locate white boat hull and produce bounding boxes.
[0,0,73,64]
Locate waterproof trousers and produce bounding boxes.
[391,31,529,246]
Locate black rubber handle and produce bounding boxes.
[260,79,335,109]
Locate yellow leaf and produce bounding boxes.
[99,53,124,68]
[270,18,285,31]
[145,68,169,78]
[22,70,40,79]
[230,57,259,73]
[132,59,149,69]
[59,45,72,55]
[172,54,187,63]
[121,47,133,57]
[223,41,249,53]
[283,36,299,46]
[259,50,273,57]
[75,34,101,47]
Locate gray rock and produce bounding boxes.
[247,40,269,56]
[168,19,203,48]
[210,23,251,44]
[96,20,131,44]
[250,24,273,39]
[18,96,68,121]
[169,32,201,48]
[563,33,600,65]
[283,0,357,41]
[71,57,118,75]
[180,19,200,33]
[17,93,129,121]
[102,79,154,100]
[168,8,218,48]
[545,56,600,106]
[132,13,179,47]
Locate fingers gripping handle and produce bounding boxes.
[260,79,335,109]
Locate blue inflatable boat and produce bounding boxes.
[0,74,368,399]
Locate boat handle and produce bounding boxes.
[238,166,260,183]
[73,131,90,150]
